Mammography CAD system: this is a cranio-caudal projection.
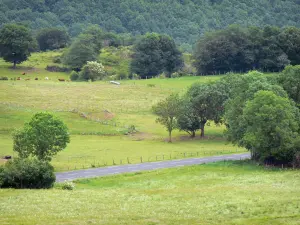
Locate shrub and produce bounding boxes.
[171,72,180,78]
[0,76,9,80]
[55,181,75,190]
[70,71,79,81]
[0,158,55,189]
[53,56,62,64]
[79,61,105,81]
[116,70,128,80]
[46,65,70,72]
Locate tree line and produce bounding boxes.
[0,0,299,51]
[1,23,300,81]
[153,66,300,167]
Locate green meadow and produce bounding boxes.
[0,161,299,225]
[0,49,243,171]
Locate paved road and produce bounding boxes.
[56,153,250,182]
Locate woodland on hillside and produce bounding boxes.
[0,0,299,51]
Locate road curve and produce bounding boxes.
[56,153,250,182]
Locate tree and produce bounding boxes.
[278,65,300,107]
[152,94,181,142]
[187,82,228,137]
[36,28,70,51]
[177,98,200,138]
[63,34,99,70]
[131,33,183,78]
[13,112,70,161]
[224,71,288,145]
[0,24,36,68]
[79,61,106,81]
[241,91,300,164]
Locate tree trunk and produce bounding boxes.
[200,121,206,138]
[191,131,196,138]
[13,61,16,69]
[168,130,172,143]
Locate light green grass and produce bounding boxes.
[0,161,299,225]
[0,50,242,171]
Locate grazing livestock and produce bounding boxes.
[22,72,26,75]
[45,77,49,80]
[17,77,21,80]
[3,155,12,160]
[25,78,30,81]
[35,78,38,80]
[58,78,65,82]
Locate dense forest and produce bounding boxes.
[0,0,299,51]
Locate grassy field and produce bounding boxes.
[0,161,299,225]
[0,50,244,171]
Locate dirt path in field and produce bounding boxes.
[56,153,250,182]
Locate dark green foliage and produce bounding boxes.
[0,76,9,80]
[37,28,70,51]
[70,71,79,81]
[177,99,200,138]
[193,25,297,74]
[0,0,299,49]
[0,158,55,189]
[187,82,228,137]
[13,112,70,161]
[46,65,70,72]
[63,34,99,70]
[278,65,300,107]
[0,24,36,68]
[241,91,300,164]
[131,33,183,78]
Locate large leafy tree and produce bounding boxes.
[13,112,70,161]
[278,65,300,107]
[152,94,181,142]
[131,33,183,78]
[63,34,99,70]
[187,82,228,137]
[0,24,36,68]
[36,28,70,51]
[241,91,300,164]
[224,71,287,145]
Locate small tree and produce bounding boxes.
[13,112,70,161]
[37,28,70,51]
[152,94,181,142]
[0,24,36,69]
[187,83,227,138]
[79,61,105,81]
[177,98,200,138]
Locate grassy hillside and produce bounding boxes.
[0,161,299,224]
[0,50,246,171]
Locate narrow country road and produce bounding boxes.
[56,153,250,182]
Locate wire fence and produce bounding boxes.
[53,149,246,171]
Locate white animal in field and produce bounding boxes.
[110,81,120,85]
[45,77,49,80]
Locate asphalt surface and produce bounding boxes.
[56,153,250,182]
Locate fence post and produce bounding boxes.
[163,155,164,160]
[184,152,186,157]
[156,156,158,161]
[113,159,115,165]
[140,157,143,163]
[127,157,130,164]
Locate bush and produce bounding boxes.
[0,158,55,189]
[46,65,70,72]
[79,61,106,81]
[116,70,128,80]
[0,76,9,80]
[55,181,75,190]
[171,72,180,78]
[70,71,79,81]
[53,56,62,64]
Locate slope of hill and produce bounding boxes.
[1,0,299,50]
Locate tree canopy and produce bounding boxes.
[36,28,70,51]
[1,0,299,50]
[131,33,183,78]
[0,23,36,68]
[13,112,70,161]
